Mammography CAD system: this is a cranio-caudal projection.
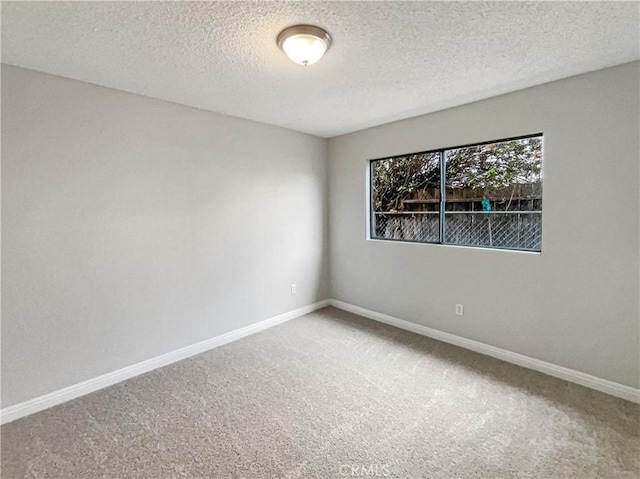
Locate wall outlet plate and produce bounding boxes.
[455,304,464,316]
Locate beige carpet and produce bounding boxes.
[1,307,639,478]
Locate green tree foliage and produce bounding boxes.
[445,137,542,190]
[372,137,542,213]
[372,152,440,212]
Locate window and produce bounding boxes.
[370,134,543,252]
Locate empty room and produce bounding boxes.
[1,1,639,478]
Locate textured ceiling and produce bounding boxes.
[2,1,639,137]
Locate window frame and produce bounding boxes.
[368,132,543,252]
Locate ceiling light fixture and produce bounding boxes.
[277,25,332,66]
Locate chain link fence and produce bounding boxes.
[373,212,541,251]
[373,213,439,243]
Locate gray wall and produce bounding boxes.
[329,62,640,388]
[3,61,639,409]
[1,65,329,407]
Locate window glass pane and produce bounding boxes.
[371,152,441,243]
[443,136,543,251]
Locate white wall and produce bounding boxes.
[1,65,329,407]
[329,62,640,388]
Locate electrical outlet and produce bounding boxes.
[455,304,464,316]
[291,284,297,294]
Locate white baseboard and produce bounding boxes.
[0,300,330,425]
[329,299,640,404]
[3,297,637,425]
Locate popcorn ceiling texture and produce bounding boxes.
[2,1,639,137]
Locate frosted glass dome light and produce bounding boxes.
[277,25,332,66]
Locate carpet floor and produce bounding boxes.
[1,307,639,478]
